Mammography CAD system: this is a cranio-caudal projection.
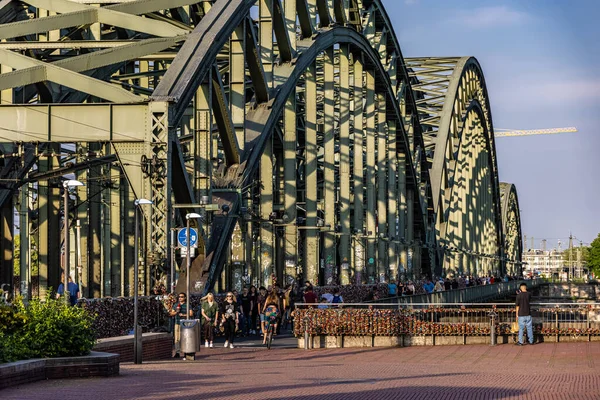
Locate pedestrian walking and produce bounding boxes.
[257,286,267,335]
[515,283,534,345]
[239,287,252,336]
[220,292,239,349]
[169,293,193,358]
[249,285,258,335]
[201,292,219,348]
[56,272,80,306]
[303,285,318,303]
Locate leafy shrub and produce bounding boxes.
[0,304,26,334]
[0,298,96,363]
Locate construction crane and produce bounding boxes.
[495,127,578,138]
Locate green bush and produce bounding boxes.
[0,298,96,363]
[0,304,26,334]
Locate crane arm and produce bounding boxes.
[495,127,578,138]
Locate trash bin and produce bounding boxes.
[180,319,200,354]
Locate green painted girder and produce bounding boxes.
[152,0,255,124]
[0,49,140,102]
[0,0,188,39]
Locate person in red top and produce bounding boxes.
[303,285,318,304]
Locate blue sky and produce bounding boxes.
[382,0,600,248]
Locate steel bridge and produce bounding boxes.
[0,0,523,298]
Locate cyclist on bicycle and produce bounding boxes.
[261,290,280,345]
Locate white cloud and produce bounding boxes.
[451,6,529,29]
[531,80,600,101]
[492,76,600,109]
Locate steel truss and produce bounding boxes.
[406,57,522,277]
[0,0,520,298]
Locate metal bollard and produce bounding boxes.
[304,316,310,350]
[489,311,498,346]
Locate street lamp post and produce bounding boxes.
[133,198,153,365]
[63,179,83,305]
[185,213,201,317]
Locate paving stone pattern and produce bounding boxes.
[2,342,600,399]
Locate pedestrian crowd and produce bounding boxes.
[170,283,300,357]
[168,274,521,357]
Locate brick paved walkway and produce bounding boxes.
[3,342,600,399]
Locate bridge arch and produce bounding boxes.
[407,57,504,277]
[199,25,434,291]
[500,183,523,276]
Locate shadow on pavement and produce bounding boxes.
[268,386,526,400]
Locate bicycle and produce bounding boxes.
[263,306,278,350]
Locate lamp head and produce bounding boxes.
[134,198,153,206]
[63,179,84,188]
[186,212,201,220]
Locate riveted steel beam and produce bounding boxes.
[338,44,351,284]
[296,0,313,38]
[283,89,298,282]
[0,198,13,292]
[0,104,148,142]
[194,81,212,201]
[316,0,332,26]
[322,47,336,284]
[259,140,274,287]
[376,92,387,280]
[352,56,365,284]
[0,0,188,39]
[272,0,293,62]
[304,62,319,285]
[244,17,269,104]
[334,0,348,24]
[229,24,246,149]
[152,0,255,124]
[259,0,274,87]
[105,0,201,15]
[211,65,241,166]
[0,49,141,102]
[398,152,407,275]
[285,0,297,52]
[364,68,376,282]
[36,148,61,299]
[387,120,398,278]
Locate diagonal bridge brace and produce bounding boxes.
[0,35,186,95]
[0,49,141,103]
[0,0,189,39]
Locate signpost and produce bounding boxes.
[178,228,198,248]
[178,228,198,257]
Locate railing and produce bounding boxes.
[293,302,600,342]
[372,279,542,304]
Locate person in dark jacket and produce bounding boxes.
[515,283,534,345]
[169,292,194,358]
[220,292,239,349]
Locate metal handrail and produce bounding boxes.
[370,279,543,304]
[293,302,600,339]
